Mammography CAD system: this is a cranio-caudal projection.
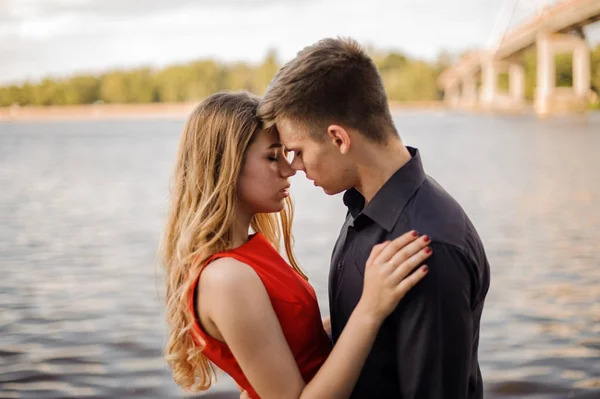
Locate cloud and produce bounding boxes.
[0,0,313,83]
[2,0,315,21]
[3,0,596,85]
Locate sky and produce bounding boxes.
[1,0,599,85]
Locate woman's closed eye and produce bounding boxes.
[270,147,294,163]
[268,149,285,162]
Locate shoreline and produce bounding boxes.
[0,101,446,122]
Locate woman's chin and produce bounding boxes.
[272,201,286,213]
[256,201,286,214]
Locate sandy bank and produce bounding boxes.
[0,101,445,122]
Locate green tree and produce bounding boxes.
[377,52,408,73]
[555,52,573,87]
[187,60,226,100]
[99,71,129,103]
[125,69,157,103]
[0,48,453,107]
[224,63,256,92]
[381,60,439,102]
[254,50,280,94]
[155,65,189,102]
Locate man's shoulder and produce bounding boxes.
[397,175,474,249]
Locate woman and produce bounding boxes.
[161,91,431,399]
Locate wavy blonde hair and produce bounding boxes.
[160,91,306,392]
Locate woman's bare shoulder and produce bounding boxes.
[199,256,262,296]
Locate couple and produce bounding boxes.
[161,38,491,399]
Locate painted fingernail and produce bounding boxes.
[422,265,428,273]
[423,235,431,243]
[425,247,432,254]
[411,230,419,237]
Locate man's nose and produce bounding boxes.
[281,160,297,177]
[291,156,305,172]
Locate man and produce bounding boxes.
[258,37,490,398]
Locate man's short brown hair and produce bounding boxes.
[258,37,397,143]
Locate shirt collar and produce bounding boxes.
[343,146,425,232]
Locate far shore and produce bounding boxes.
[0,101,446,122]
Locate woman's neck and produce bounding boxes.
[230,209,253,248]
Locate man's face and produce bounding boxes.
[276,118,354,195]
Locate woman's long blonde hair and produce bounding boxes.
[160,91,306,392]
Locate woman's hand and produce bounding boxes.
[357,231,431,323]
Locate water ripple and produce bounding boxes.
[1,115,599,398]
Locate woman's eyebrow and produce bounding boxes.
[266,142,283,150]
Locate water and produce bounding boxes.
[0,111,599,399]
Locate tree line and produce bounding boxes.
[1,46,599,107]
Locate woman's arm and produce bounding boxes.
[200,231,431,399]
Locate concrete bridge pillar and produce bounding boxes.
[480,61,498,107]
[573,40,591,98]
[460,74,478,108]
[480,59,524,110]
[534,31,591,116]
[443,82,461,108]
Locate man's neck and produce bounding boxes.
[353,139,411,204]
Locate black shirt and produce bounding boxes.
[329,147,490,399]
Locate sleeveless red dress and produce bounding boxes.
[188,232,332,399]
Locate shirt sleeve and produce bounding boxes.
[394,241,476,398]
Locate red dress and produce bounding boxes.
[188,232,332,398]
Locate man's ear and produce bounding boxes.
[327,125,351,154]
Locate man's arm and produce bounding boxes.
[394,242,476,398]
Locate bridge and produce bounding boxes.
[438,0,600,116]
